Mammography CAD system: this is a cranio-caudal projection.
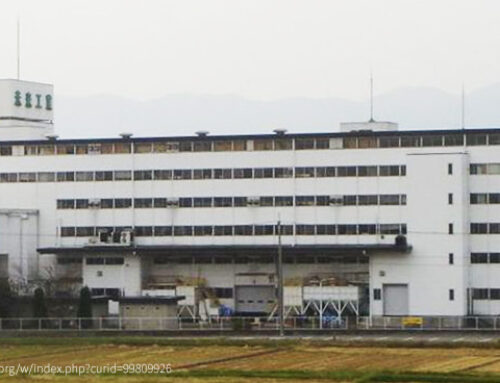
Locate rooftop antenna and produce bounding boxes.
[461,83,465,130]
[369,71,375,122]
[17,16,21,80]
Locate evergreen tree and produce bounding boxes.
[78,286,93,329]
[33,287,48,318]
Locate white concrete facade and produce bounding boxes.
[1,79,499,317]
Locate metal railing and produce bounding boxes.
[1,316,500,331]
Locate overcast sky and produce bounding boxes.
[1,0,499,101]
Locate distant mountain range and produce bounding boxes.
[55,84,500,138]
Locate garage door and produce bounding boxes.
[383,284,409,316]
[235,286,275,314]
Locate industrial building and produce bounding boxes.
[1,78,499,319]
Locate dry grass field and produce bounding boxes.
[1,337,500,382]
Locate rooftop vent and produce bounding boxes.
[120,132,133,139]
[45,134,59,141]
[195,130,209,137]
[273,128,287,135]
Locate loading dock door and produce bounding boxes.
[383,284,409,316]
[235,286,275,314]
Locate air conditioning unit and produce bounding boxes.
[329,195,343,206]
[98,230,112,244]
[88,198,101,208]
[87,237,98,245]
[247,197,260,206]
[166,198,179,208]
[120,230,134,246]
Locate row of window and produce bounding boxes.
[470,194,500,204]
[472,288,500,300]
[60,223,407,237]
[470,163,500,175]
[1,132,499,157]
[0,165,406,183]
[470,223,500,234]
[56,194,407,209]
[470,253,500,264]
[151,255,368,265]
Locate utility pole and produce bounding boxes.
[276,220,284,336]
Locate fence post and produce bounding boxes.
[38,318,41,331]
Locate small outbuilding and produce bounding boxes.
[118,296,183,330]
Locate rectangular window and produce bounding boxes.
[214,197,232,207]
[75,171,94,182]
[75,199,89,209]
[57,199,75,209]
[179,198,193,208]
[213,169,233,179]
[490,223,500,234]
[214,226,233,236]
[114,143,131,153]
[233,140,247,151]
[233,168,253,179]
[275,196,293,206]
[471,223,488,234]
[60,227,76,237]
[19,172,36,182]
[274,167,293,178]
[115,198,132,208]
[100,199,113,209]
[173,169,192,180]
[358,136,377,148]
[316,167,336,177]
[316,138,330,149]
[254,225,274,235]
[56,172,74,182]
[444,134,464,146]
[379,165,400,176]
[95,171,113,181]
[448,223,454,234]
[295,138,314,150]
[214,141,232,152]
[359,224,377,234]
[422,135,443,147]
[254,168,274,178]
[338,224,357,235]
[173,226,193,236]
[275,139,293,150]
[153,198,167,208]
[114,170,132,181]
[471,253,488,263]
[296,225,315,235]
[343,137,357,149]
[134,198,153,208]
[358,195,378,205]
[449,253,454,265]
[379,224,401,235]
[38,172,55,182]
[179,141,192,152]
[401,136,420,147]
[154,226,172,236]
[134,143,152,153]
[316,224,336,235]
[105,257,124,265]
[233,197,247,207]
[490,253,500,263]
[194,226,213,236]
[135,226,153,236]
[379,136,400,148]
[316,196,330,206]
[448,163,453,175]
[337,166,356,177]
[153,170,172,180]
[472,288,489,300]
[471,193,488,204]
[466,134,487,146]
[86,257,104,265]
[358,166,378,177]
[76,227,95,237]
[490,194,500,204]
[295,167,315,178]
[490,289,500,300]
[193,197,212,207]
[134,170,153,180]
[296,196,315,206]
[380,195,400,205]
[234,225,253,235]
[449,289,455,301]
[254,139,273,151]
[448,193,453,205]
[193,169,212,179]
[373,288,381,300]
[0,173,17,182]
